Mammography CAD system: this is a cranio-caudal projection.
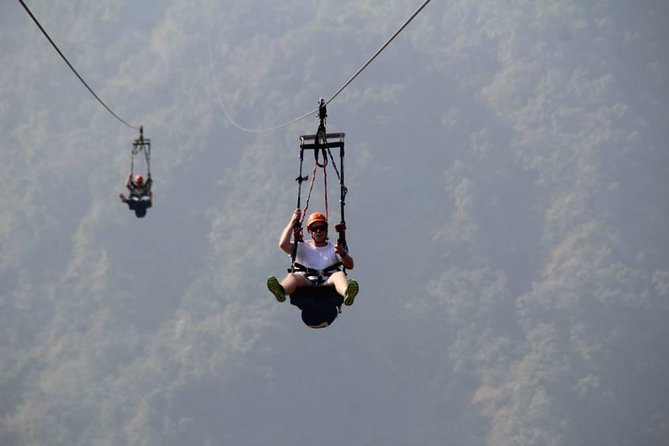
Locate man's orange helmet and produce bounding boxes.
[307,212,327,229]
[134,174,144,185]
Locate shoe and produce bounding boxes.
[267,276,286,303]
[344,279,359,306]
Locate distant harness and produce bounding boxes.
[129,126,152,198]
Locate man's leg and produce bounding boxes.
[267,273,311,302]
[327,271,349,296]
[281,273,311,295]
[327,272,359,306]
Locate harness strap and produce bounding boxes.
[301,160,319,226]
[323,156,329,221]
[291,261,343,285]
[293,261,343,275]
[130,126,152,177]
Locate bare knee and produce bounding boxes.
[282,273,311,294]
[326,272,348,295]
[327,271,347,284]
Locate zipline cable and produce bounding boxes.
[207,37,318,134]
[324,0,432,106]
[18,0,140,130]
[210,0,432,133]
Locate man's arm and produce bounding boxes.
[279,209,301,254]
[335,243,354,269]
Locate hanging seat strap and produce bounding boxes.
[290,261,343,285]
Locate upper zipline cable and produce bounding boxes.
[325,0,432,106]
[210,0,433,133]
[18,0,140,130]
[21,0,430,133]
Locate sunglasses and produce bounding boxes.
[310,224,328,232]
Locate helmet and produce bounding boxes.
[307,212,327,229]
[134,174,144,185]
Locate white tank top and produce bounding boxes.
[294,241,340,270]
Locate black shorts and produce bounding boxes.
[290,285,344,328]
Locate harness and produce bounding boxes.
[129,126,152,193]
[290,100,349,273]
[128,183,152,200]
[292,261,343,286]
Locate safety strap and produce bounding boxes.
[130,126,151,177]
[323,158,329,222]
[291,101,349,270]
[291,261,343,285]
[301,159,320,225]
[292,262,343,275]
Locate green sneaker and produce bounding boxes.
[344,279,359,306]
[267,276,286,303]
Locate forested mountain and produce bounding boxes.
[1,1,668,445]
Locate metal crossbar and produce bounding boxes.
[300,133,345,150]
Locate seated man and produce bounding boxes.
[267,209,359,328]
[119,174,153,218]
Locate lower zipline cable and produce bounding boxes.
[207,37,318,134]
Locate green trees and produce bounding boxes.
[1,0,667,444]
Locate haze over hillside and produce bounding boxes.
[1,1,668,445]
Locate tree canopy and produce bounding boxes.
[1,0,668,445]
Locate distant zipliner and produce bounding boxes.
[119,127,153,218]
[267,101,359,329]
